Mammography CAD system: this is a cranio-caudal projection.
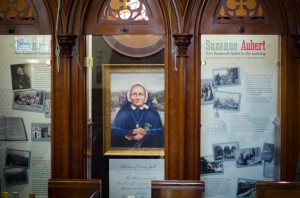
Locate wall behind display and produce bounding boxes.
[0,35,51,198]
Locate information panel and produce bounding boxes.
[200,35,280,198]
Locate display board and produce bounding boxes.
[200,35,280,198]
[0,35,51,198]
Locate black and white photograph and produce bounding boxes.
[31,123,51,141]
[3,168,29,186]
[213,67,240,87]
[200,156,223,175]
[212,142,239,161]
[10,63,32,91]
[201,78,215,105]
[235,147,262,168]
[261,142,274,162]
[5,149,30,168]
[213,91,241,111]
[12,90,45,113]
[44,92,51,118]
[236,178,256,198]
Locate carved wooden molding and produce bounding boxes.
[0,0,38,24]
[292,35,300,58]
[57,34,77,58]
[173,34,193,58]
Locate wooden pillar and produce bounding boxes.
[52,34,77,178]
[166,34,192,179]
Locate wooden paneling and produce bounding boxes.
[256,181,300,198]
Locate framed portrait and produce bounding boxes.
[10,63,32,91]
[102,64,165,156]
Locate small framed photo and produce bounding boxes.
[201,78,215,105]
[235,147,262,168]
[263,159,274,178]
[236,178,256,198]
[213,91,241,111]
[13,90,45,113]
[261,142,274,162]
[44,92,51,118]
[31,123,51,142]
[10,64,32,91]
[3,167,29,186]
[200,156,224,175]
[5,149,31,168]
[213,67,240,87]
[212,142,239,161]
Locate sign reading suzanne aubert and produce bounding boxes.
[200,35,280,198]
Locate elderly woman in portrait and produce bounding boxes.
[111,83,164,148]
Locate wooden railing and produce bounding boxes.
[48,179,101,198]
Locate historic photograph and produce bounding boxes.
[213,91,241,111]
[201,78,215,105]
[3,168,29,186]
[12,90,45,113]
[213,67,240,87]
[5,149,30,168]
[212,142,239,161]
[200,156,223,175]
[236,178,256,198]
[235,147,262,168]
[31,123,51,141]
[10,63,32,91]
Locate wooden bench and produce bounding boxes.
[48,179,101,198]
[256,181,300,198]
[152,180,205,198]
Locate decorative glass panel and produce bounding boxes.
[0,0,37,24]
[214,0,269,23]
[100,0,151,24]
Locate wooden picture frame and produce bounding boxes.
[102,64,165,156]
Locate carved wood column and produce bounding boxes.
[167,34,192,179]
[52,34,78,178]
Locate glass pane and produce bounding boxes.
[200,35,281,198]
[88,34,165,198]
[0,35,51,197]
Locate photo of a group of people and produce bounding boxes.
[201,141,275,197]
[201,67,241,112]
[3,149,30,186]
[213,142,239,161]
